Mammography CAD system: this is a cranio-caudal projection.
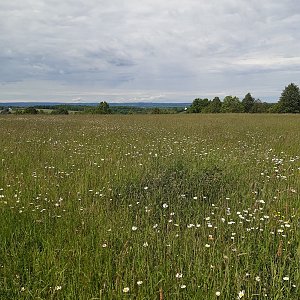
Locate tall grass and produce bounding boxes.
[0,114,300,299]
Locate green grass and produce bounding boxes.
[0,114,300,299]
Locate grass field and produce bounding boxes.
[0,114,300,299]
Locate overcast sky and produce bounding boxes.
[1,0,300,103]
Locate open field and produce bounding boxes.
[0,114,300,299]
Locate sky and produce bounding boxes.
[1,0,300,103]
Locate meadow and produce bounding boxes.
[0,114,300,299]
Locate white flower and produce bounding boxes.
[123,287,130,293]
[137,281,143,285]
[238,290,245,298]
[162,203,168,209]
[132,226,138,231]
[143,242,149,247]
[205,244,210,248]
[216,291,221,296]
[180,284,186,289]
[102,243,107,248]
[255,276,260,282]
[283,276,289,281]
[176,273,183,278]
[54,286,62,291]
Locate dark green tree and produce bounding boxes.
[250,99,268,113]
[23,107,38,114]
[51,107,69,115]
[221,96,243,113]
[277,83,300,113]
[189,98,210,113]
[203,97,222,113]
[151,107,161,114]
[0,108,11,114]
[95,101,112,114]
[242,92,255,113]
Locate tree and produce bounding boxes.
[250,99,268,113]
[242,93,255,113]
[0,108,11,114]
[189,98,210,113]
[51,107,69,115]
[277,83,300,113]
[203,97,222,113]
[95,101,112,114]
[23,107,38,114]
[221,96,243,113]
[151,107,161,114]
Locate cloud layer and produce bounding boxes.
[1,0,300,102]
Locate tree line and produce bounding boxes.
[188,83,300,114]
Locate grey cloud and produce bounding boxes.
[1,0,300,102]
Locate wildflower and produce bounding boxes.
[176,273,183,278]
[123,287,130,293]
[54,286,62,291]
[216,291,221,296]
[238,290,245,298]
[180,284,186,289]
[162,203,168,209]
[102,243,107,248]
[137,281,143,285]
[255,276,260,282]
[143,242,148,247]
[283,276,289,281]
[205,244,210,248]
[132,226,138,231]
[20,287,25,292]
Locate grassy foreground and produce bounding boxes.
[0,114,300,299]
